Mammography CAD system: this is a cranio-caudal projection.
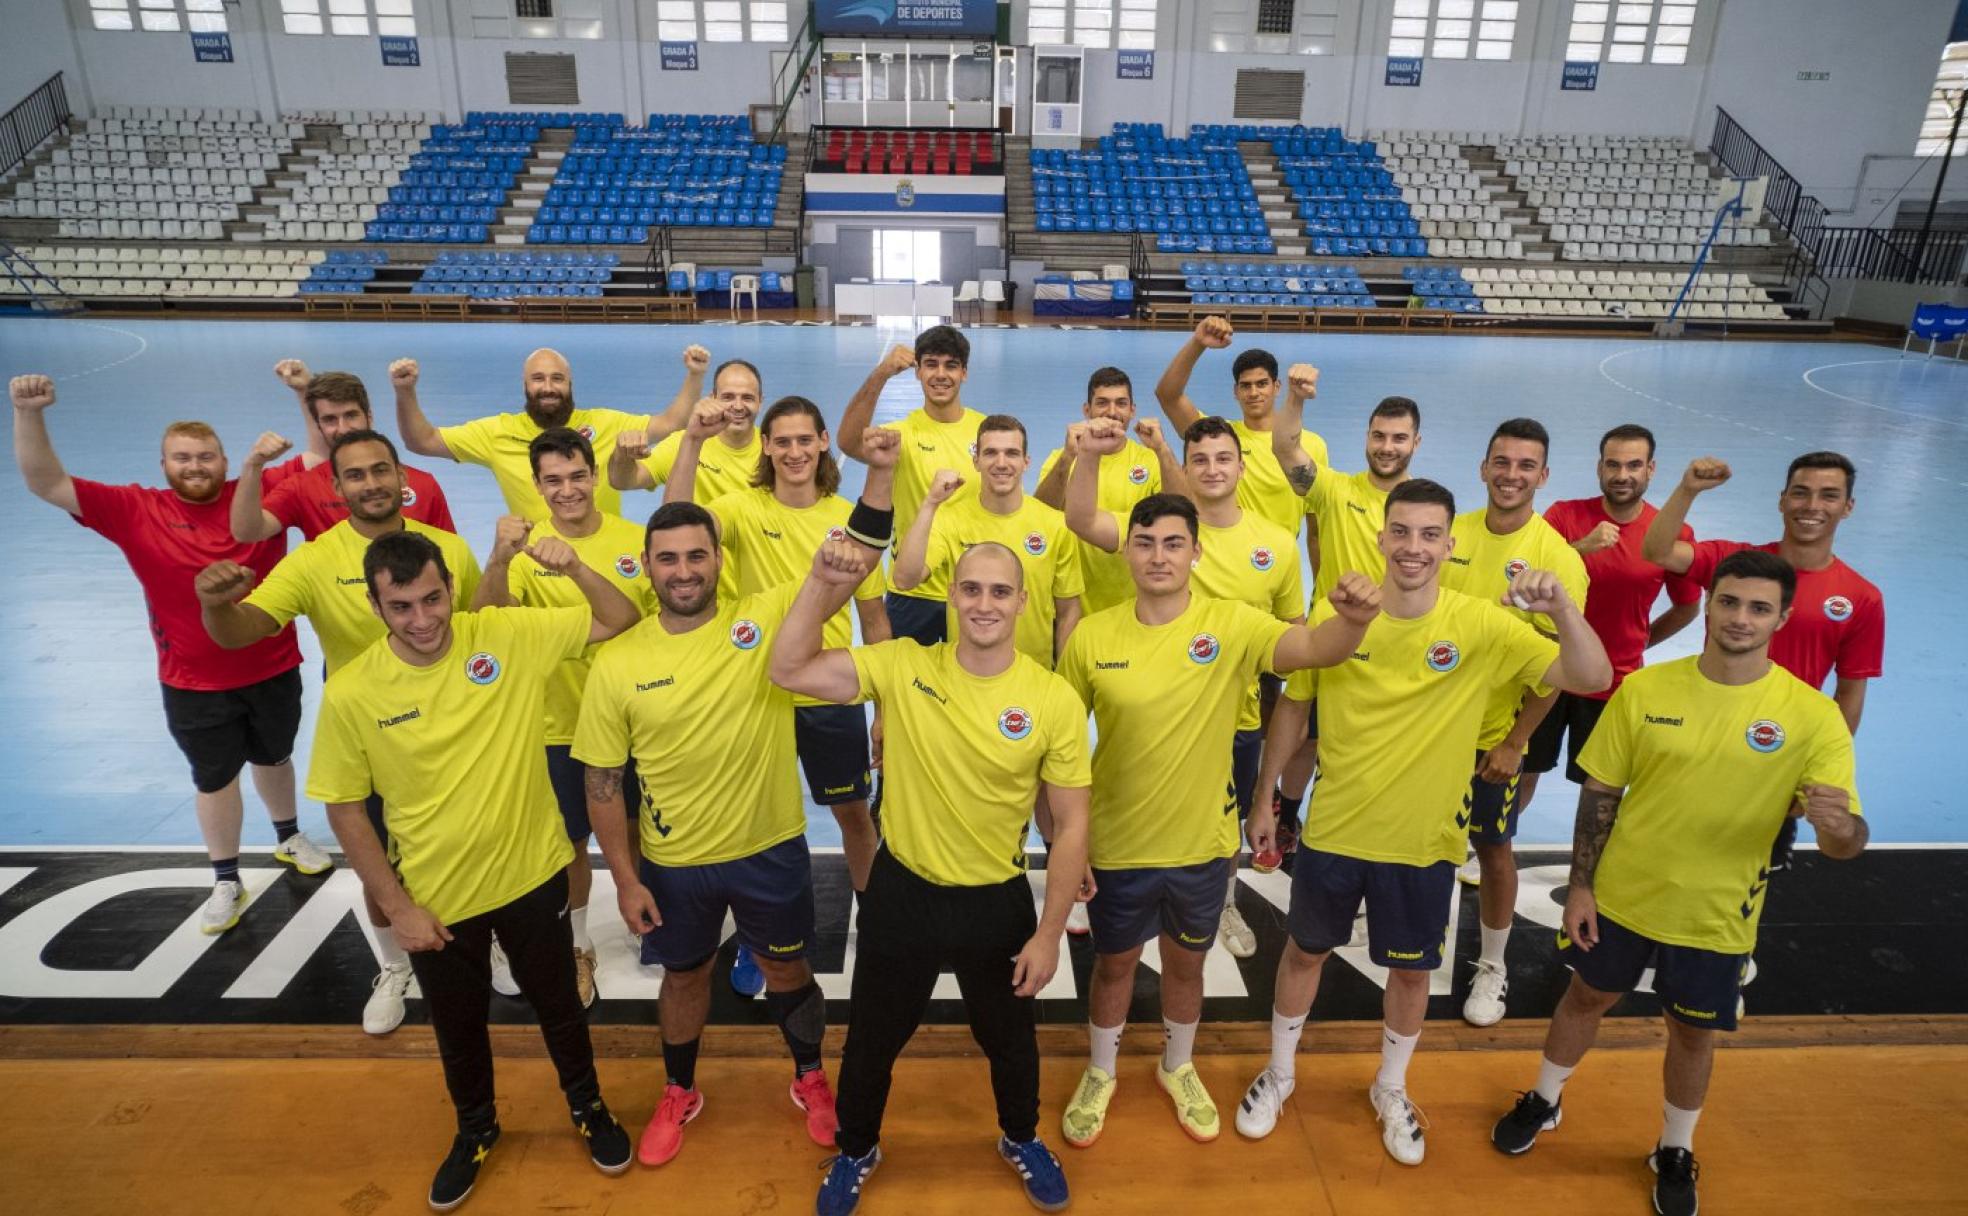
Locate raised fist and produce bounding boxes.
[812,536,872,586]
[194,561,257,608]
[1133,417,1167,451]
[524,535,579,574]
[1680,457,1731,495]
[248,431,293,468]
[878,343,917,378]
[9,374,55,411]
[682,344,711,375]
[1063,421,1089,459]
[1194,316,1233,349]
[1287,363,1319,400]
[926,468,965,506]
[490,514,534,563]
[1575,520,1622,555]
[1079,417,1126,456]
[860,425,901,469]
[1504,568,1573,616]
[1328,571,1383,625]
[388,358,419,390]
[273,359,310,392]
[686,398,728,441]
[614,432,652,463]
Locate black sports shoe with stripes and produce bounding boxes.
[1491,1090,1561,1155]
[1649,1145,1700,1216]
[572,1100,632,1175]
[429,1124,500,1212]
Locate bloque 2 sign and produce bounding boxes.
[380,36,420,67]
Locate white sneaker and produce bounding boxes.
[1066,901,1091,936]
[199,880,246,935]
[1219,904,1256,959]
[490,937,520,997]
[1462,959,1509,1027]
[1369,1083,1427,1166]
[363,960,413,1035]
[273,830,334,876]
[1235,1067,1295,1139]
[1456,855,1482,886]
[1742,956,1759,987]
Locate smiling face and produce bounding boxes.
[308,394,371,447]
[1481,435,1549,513]
[522,349,575,428]
[1779,466,1854,546]
[332,439,406,525]
[371,560,453,658]
[973,425,1029,496]
[763,410,826,490]
[1182,431,1243,505]
[532,448,596,528]
[160,432,226,504]
[1706,575,1791,656]
[1598,437,1655,508]
[917,353,967,408]
[645,522,721,617]
[1379,499,1455,592]
[1365,412,1418,481]
[1124,513,1197,598]
[950,543,1025,649]
[712,363,763,434]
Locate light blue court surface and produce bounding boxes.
[1,318,1963,848]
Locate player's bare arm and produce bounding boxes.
[1273,363,1321,496]
[1642,457,1729,572]
[389,358,451,460]
[9,375,80,516]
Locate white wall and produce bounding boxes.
[0,3,83,117]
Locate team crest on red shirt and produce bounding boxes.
[1425,640,1461,673]
[615,554,642,579]
[1504,558,1528,580]
[1024,531,1048,556]
[730,619,762,650]
[464,652,502,685]
[1250,546,1275,572]
[1746,719,1786,753]
[400,486,418,507]
[1188,633,1220,665]
[1128,464,1149,485]
[1823,595,1853,622]
[998,706,1033,740]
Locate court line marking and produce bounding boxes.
[46,321,150,382]
[1799,357,1968,430]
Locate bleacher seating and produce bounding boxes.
[1033,123,1272,255]
[1466,266,1788,319]
[364,120,531,243]
[0,244,321,298]
[529,114,785,244]
[413,249,619,297]
[1403,265,1484,313]
[818,127,999,175]
[1268,127,1428,258]
[263,115,433,242]
[298,249,388,294]
[1178,260,1375,309]
[1500,135,1769,264]
[1365,129,1524,259]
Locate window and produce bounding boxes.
[1565,0,1698,64]
[1256,0,1295,36]
[1918,43,1968,157]
[89,0,228,34]
[281,0,417,37]
[1029,0,1156,52]
[872,229,942,285]
[651,1,789,43]
[1388,0,1516,61]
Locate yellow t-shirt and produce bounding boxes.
[1059,595,1292,869]
[641,428,763,506]
[1305,588,1558,867]
[1194,511,1304,730]
[1037,440,1161,615]
[244,518,483,676]
[505,514,657,744]
[571,583,807,868]
[1304,466,1390,600]
[890,405,986,553]
[921,495,1084,667]
[1441,509,1589,748]
[305,606,585,924]
[441,407,651,521]
[1231,418,1329,535]
[1578,656,1862,955]
[851,640,1090,886]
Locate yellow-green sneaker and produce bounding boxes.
[1060,1065,1116,1148]
[1155,1061,1221,1142]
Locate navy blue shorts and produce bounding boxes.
[884,591,948,647]
[1088,856,1235,955]
[1466,748,1523,844]
[545,745,642,841]
[1231,727,1263,816]
[1285,846,1455,970]
[1561,913,1748,1032]
[795,703,872,806]
[637,835,815,970]
[1526,692,1608,783]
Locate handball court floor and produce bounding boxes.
[0,318,1965,1213]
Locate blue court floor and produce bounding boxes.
[0,317,1962,848]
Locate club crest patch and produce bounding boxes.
[614,554,641,579]
[730,619,762,650]
[999,707,1033,740]
[1823,595,1853,622]
[1188,633,1221,665]
[1250,546,1275,572]
[1425,640,1461,673]
[1024,531,1048,556]
[464,652,502,685]
[1746,719,1786,753]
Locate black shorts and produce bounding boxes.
[1286,845,1455,970]
[1525,692,1609,783]
[1088,857,1234,955]
[1305,695,1319,742]
[364,791,388,851]
[884,591,948,647]
[1231,727,1264,816]
[545,745,642,841]
[1466,748,1523,844]
[160,667,303,793]
[795,703,872,805]
[1561,913,1748,1032]
[637,835,816,969]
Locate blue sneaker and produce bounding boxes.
[815,1145,880,1216]
[997,1135,1070,1212]
[730,944,765,998]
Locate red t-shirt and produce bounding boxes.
[1684,539,1885,690]
[261,456,457,540]
[1544,497,1705,699]
[71,478,303,692]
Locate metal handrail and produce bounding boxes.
[0,73,71,180]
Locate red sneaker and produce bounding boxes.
[790,1069,840,1147]
[637,1083,703,1166]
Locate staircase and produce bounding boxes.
[491,126,571,245]
[1463,144,1554,262]
[1237,142,1308,258]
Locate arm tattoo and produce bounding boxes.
[1568,786,1623,891]
[1285,457,1316,495]
[584,765,624,805]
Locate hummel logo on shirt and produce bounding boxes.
[1094,659,1129,670]
[376,708,421,729]
[910,676,948,704]
[1643,713,1684,727]
[635,676,675,693]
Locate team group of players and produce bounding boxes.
[7,317,1882,1216]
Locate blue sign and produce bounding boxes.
[1117,50,1155,80]
[661,41,699,71]
[1561,61,1599,91]
[1384,56,1422,87]
[190,32,232,64]
[380,36,420,67]
[814,0,997,38]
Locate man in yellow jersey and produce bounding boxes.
[391,344,705,522]
[1490,549,1865,1216]
[607,353,766,509]
[1064,415,1304,958]
[1439,418,1590,1029]
[894,414,1083,667]
[1032,367,1179,614]
[773,532,1092,1216]
[194,428,482,1038]
[306,528,642,1210]
[662,395,891,893]
[470,427,655,1009]
[834,325,987,644]
[1235,479,1610,1167]
[1055,490,1377,1149]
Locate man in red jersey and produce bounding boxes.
[230,361,455,543]
[10,374,329,936]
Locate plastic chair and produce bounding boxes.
[730,273,760,317]
[954,280,982,323]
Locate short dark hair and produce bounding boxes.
[1182,415,1240,458]
[977,413,1027,450]
[528,425,595,476]
[915,324,969,366]
[1712,548,1796,611]
[303,372,371,422]
[1386,477,1456,523]
[363,529,449,599]
[1786,450,1856,496]
[1487,417,1550,462]
[1126,492,1199,541]
[1086,366,1132,402]
[1371,395,1420,428]
[644,500,720,550]
[1231,349,1278,384]
[755,395,841,495]
[329,428,400,476]
[1599,423,1656,459]
[713,358,762,395]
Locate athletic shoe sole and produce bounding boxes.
[1492,1104,1561,1155]
[1155,1067,1220,1143]
[273,849,333,876]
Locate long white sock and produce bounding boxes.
[1269,1010,1307,1080]
[1480,923,1511,967]
[1162,1018,1198,1072]
[1534,1056,1575,1104]
[1375,1025,1420,1092]
[375,932,409,968]
[1660,1101,1702,1151]
[1088,1022,1123,1076]
[569,903,592,952]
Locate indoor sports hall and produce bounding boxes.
[2,3,1965,1215]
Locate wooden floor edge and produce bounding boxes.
[4,1014,1965,1060]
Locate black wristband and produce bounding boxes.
[844,497,893,550]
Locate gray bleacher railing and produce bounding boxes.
[1,73,71,181]
[1708,106,1826,256]
[1813,225,1968,285]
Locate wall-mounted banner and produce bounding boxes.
[814,0,997,39]
[1384,56,1422,87]
[660,41,699,71]
[1562,61,1599,91]
[380,36,420,67]
[190,32,233,63]
[1117,50,1155,80]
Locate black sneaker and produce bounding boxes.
[1491,1090,1562,1155]
[429,1125,500,1212]
[572,1099,632,1175]
[1649,1145,1700,1216]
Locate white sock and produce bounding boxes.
[1660,1101,1702,1151]
[375,932,409,968]
[1269,1010,1307,1081]
[569,903,592,952]
[1480,923,1511,967]
[1225,870,1240,904]
[1534,1056,1575,1105]
[1162,1018,1198,1072]
[1088,1022,1122,1076]
[1375,1025,1420,1092]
